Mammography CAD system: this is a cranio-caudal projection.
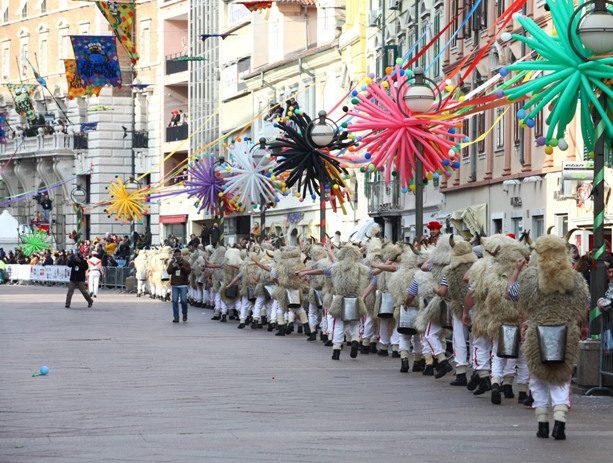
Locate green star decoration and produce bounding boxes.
[502,0,613,152]
[20,229,52,257]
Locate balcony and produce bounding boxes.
[367,179,401,215]
[133,131,149,148]
[165,53,189,75]
[0,132,84,159]
[166,124,188,142]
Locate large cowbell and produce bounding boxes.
[286,288,302,309]
[341,297,359,322]
[497,324,520,359]
[378,291,394,318]
[537,324,567,364]
[397,305,418,335]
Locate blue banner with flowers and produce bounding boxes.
[70,35,122,87]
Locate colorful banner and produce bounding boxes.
[6,84,37,122]
[63,59,103,100]
[95,1,139,64]
[80,122,98,132]
[70,35,122,88]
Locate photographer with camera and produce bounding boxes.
[167,248,191,323]
[65,252,94,309]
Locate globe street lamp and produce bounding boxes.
[568,0,613,339]
[399,68,441,242]
[307,110,338,242]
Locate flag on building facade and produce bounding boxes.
[95,1,139,64]
[70,36,122,88]
[6,84,38,123]
[63,60,104,99]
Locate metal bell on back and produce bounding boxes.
[313,289,323,307]
[537,324,567,364]
[264,284,277,299]
[397,305,418,335]
[247,286,256,302]
[378,291,395,318]
[286,288,302,308]
[497,324,520,359]
[438,299,453,329]
[341,297,359,322]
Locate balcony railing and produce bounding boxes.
[0,132,84,158]
[367,179,401,215]
[133,131,149,148]
[165,53,189,75]
[166,124,188,142]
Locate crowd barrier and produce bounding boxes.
[4,265,134,290]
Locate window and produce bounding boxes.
[433,9,441,77]
[58,28,70,62]
[476,0,488,30]
[79,22,89,35]
[477,111,486,154]
[493,218,503,234]
[512,217,523,237]
[462,119,470,158]
[20,41,29,76]
[40,0,46,14]
[496,0,505,17]
[495,107,505,150]
[140,20,151,65]
[1,43,9,80]
[21,1,27,18]
[532,215,544,237]
[556,214,569,236]
[2,7,8,23]
[463,1,473,38]
[534,111,543,139]
[38,37,48,75]
[513,102,521,146]
[451,0,460,45]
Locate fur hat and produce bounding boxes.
[534,235,576,294]
[367,237,383,256]
[382,242,403,262]
[224,247,243,267]
[308,243,326,261]
[338,244,362,262]
[280,246,301,260]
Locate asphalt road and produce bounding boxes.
[1,285,612,463]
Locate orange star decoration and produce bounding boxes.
[105,177,148,223]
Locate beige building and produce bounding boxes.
[0,0,161,247]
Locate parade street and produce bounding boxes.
[0,286,612,463]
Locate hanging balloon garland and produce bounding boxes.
[345,63,466,191]
[183,155,240,215]
[105,177,149,223]
[269,110,354,209]
[222,138,281,211]
[500,0,613,153]
[20,229,52,256]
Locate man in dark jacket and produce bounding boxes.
[167,248,191,323]
[65,253,94,308]
[210,222,220,247]
[200,224,210,246]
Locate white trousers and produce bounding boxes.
[212,291,220,312]
[390,322,400,347]
[452,313,469,367]
[137,279,147,295]
[362,314,376,345]
[320,309,332,334]
[379,317,391,346]
[308,302,321,330]
[423,321,445,357]
[490,337,530,385]
[531,377,571,408]
[239,296,253,322]
[221,298,236,315]
[398,333,423,356]
[270,300,280,324]
[472,335,492,372]
[88,271,100,296]
[331,317,360,349]
[253,296,267,321]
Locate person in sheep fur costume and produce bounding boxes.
[361,237,384,353]
[300,244,371,360]
[303,243,330,341]
[438,236,477,386]
[271,246,309,337]
[508,235,588,440]
[408,233,454,379]
[373,244,426,372]
[209,245,227,320]
[134,249,149,297]
[227,247,261,329]
[252,246,275,330]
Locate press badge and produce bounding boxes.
[75,266,79,271]
[175,270,181,276]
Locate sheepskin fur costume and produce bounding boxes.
[220,248,242,302]
[254,249,275,298]
[328,245,370,319]
[210,246,227,292]
[444,237,477,317]
[273,246,307,311]
[518,245,589,384]
[388,247,422,322]
[305,244,330,306]
[239,251,260,298]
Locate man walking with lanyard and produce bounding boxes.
[65,253,94,309]
[167,248,192,323]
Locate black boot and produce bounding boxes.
[518,391,528,404]
[412,359,425,372]
[220,314,227,323]
[251,320,258,329]
[370,342,378,354]
[285,324,293,335]
[523,392,535,407]
[321,333,329,343]
[267,322,275,332]
[473,376,491,396]
[400,358,409,373]
[377,348,389,357]
[491,383,502,405]
[303,323,311,336]
[391,350,401,358]
[307,332,317,341]
[324,339,333,347]
[257,323,263,329]
[434,359,453,379]
[332,349,341,360]
[261,316,267,325]
[211,314,221,321]
[275,325,286,336]
[350,341,359,358]
[537,422,550,439]
[450,373,467,386]
[502,384,515,399]
[551,420,566,440]
[361,344,370,355]
[423,364,434,376]
[237,323,245,329]
[466,372,480,391]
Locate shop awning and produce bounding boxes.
[160,214,187,224]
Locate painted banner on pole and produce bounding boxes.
[95,1,139,64]
[70,35,122,87]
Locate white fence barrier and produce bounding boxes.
[6,265,71,282]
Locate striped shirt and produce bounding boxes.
[508,282,520,301]
[407,278,419,296]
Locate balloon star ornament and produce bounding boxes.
[502,0,613,152]
[222,139,279,210]
[184,156,225,214]
[346,65,465,189]
[20,229,52,256]
[105,177,148,223]
[269,111,353,204]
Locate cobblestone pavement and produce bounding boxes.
[1,285,612,463]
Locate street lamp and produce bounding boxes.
[567,1,613,340]
[307,110,338,242]
[250,137,268,241]
[398,68,441,242]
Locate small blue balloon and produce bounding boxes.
[517,109,526,119]
[351,90,358,97]
[399,70,405,76]
[442,159,450,166]
[495,90,504,98]
[526,118,535,128]
[452,161,460,169]
[40,366,49,376]
[311,194,317,200]
[364,152,371,159]
[361,85,368,91]
[448,128,456,134]
[499,67,509,77]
